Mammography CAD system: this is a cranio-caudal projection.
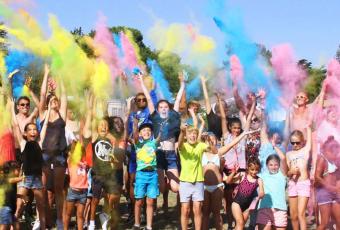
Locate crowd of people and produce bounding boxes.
[0,64,340,230]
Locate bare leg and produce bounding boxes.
[63,201,75,230]
[134,199,144,226]
[146,198,155,229]
[289,197,299,230]
[192,201,203,230]
[297,196,309,230]
[181,202,191,230]
[33,189,46,230]
[211,188,223,230]
[76,203,85,230]
[231,202,245,230]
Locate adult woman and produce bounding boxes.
[315,136,340,230]
[38,64,67,229]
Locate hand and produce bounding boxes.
[180,124,187,131]
[293,167,300,176]
[85,91,94,108]
[188,108,195,115]
[256,88,266,99]
[200,75,206,84]
[244,128,260,135]
[8,69,20,80]
[8,97,15,108]
[44,64,50,75]
[198,113,204,122]
[178,72,184,83]
[214,92,221,101]
[126,96,135,109]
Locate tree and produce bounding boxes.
[304,66,326,102]
[336,44,340,62]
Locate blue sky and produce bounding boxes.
[31,0,339,67]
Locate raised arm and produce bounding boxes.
[39,100,51,147]
[198,114,205,141]
[271,138,288,175]
[174,72,186,112]
[27,88,39,121]
[302,126,312,156]
[232,84,247,115]
[216,93,228,136]
[59,80,67,121]
[217,130,255,156]
[83,92,94,139]
[137,74,155,114]
[200,76,212,114]
[260,116,269,145]
[258,178,265,199]
[39,64,49,118]
[317,80,327,108]
[178,125,186,149]
[244,96,256,131]
[10,98,24,144]
[132,118,139,144]
[188,108,198,128]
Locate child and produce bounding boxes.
[0,161,23,230]
[11,98,51,230]
[132,122,161,230]
[63,142,90,230]
[256,140,288,230]
[286,127,312,230]
[231,157,264,230]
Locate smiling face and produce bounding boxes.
[295,92,309,107]
[24,123,38,141]
[97,119,109,138]
[230,122,242,136]
[49,96,60,110]
[112,117,124,134]
[186,128,198,145]
[267,159,280,174]
[139,127,152,140]
[248,163,260,177]
[135,94,147,110]
[17,98,30,116]
[188,102,200,114]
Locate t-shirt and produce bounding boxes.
[207,111,223,140]
[21,141,43,176]
[151,110,180,141]
[128,107,151,136]
[91,137,114,177]
[68,159,89,189]
[179,142,208,183]
[258,171,287,211]
[0,177,17,211]
[135,139,157,171]
[223,134,246,170]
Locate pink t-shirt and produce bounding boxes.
[68,159,89,189]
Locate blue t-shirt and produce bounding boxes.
[151,110,180,142]
[128,107,152,136]
[258,170,287,211]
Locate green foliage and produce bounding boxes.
[304,66,326,102]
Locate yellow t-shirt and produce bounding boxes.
[179,142,208,183]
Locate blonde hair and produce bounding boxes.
[186,126,199,134]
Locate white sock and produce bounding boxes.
[89,220,95,226]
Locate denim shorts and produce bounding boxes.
[66,188,87,204]
[157,150,178,170]
[134,170,159,199]
[18,175,43,189]
[0,206,14,225]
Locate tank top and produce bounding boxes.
[202,153,220,168]
[22,141,43,176]
[41,114,67,155]
[92,137,114,176]
[223,134,246,170]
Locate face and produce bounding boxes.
[250,115,261,130]
[139,127,152,140]
[67,109,74,120]
[230,122,241,136]
[113,118,124,134]
[135,95,147,109]
[186,130,198,145]
[17,99,30,115]
[188,103,199,113]
[50,96,60,110]
[24,124,38,141]
[324,143,340,161]
[267,159,280,174]
[248,164,260,177]
[295,92,308,106]
[271,133,282,145]
[97,120,109,137]
[157,101,170,117]
[290,135,303,151]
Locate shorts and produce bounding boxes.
[156,150,178,170]
[0,206,14,225]
[288,179,311,197]
[134,170,159,199]
[42,153,67,168]
[316,187,340,205]
[18,175,43,189]
[256,208,287,227]
[128,149,137,174]
[179,181,204,203]
[66,188,87,204]
[92,170,124,198]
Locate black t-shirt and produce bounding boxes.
[92,137,114,177]
[207,111,223,140]
[151,110,181,141]
[22,141,43,176]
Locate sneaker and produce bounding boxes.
[56,219,63,230]
[99,212,110,230]
[31,219,40,230]
[87,223,95,230]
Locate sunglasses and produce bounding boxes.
[136,98,147,103]
[296,95,306,99]
[290,141,301,146]
[19,103,30,107]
